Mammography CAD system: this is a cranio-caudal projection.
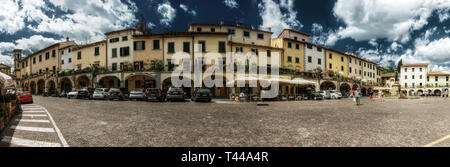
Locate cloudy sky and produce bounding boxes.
[1,0,449,73]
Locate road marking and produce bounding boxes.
[10,125,55,133]
[1,136,61,147]
[22,111,45,113]
[40,105,69,147]
[16,119,50,123]
[19,114,48,117]
[424,134,450,147]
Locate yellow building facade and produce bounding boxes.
[72,40,107,70]
[325,49,349,77]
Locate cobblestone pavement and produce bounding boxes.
[1,96,449,147]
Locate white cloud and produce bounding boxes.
[311,23,331,46]
[0,0,137,42]
[179,4,197,16]
[224,0,239,8]
[437,8,450,22]
[258,0,303,37]
[390,42,402,52]
[368,39,378,47]
[328,0,450,46]
[158,1,176,27]
[414,37,450,64]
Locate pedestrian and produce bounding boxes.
[369,90,374,100]
[355,88,361,105]
[239,91,246,102]
[379,90,383,102]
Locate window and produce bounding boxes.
[112,48,117,58]
[219,41,226,53]
[420,68,422,72]
[364,71,366,76]
[317,47,322,52]
[349,67,352,73]
[308,56,312,63]
[210,28,215,32]
[153,40,160,49]
[349,57,352,63]
[294,37,298,40]
[341,66,344,71]
[197,27,202,32]
[412,83,415,88]
[112,63,117,71]
[77,52,81,59]
[235,47,243,53]
[168,42,175,53]
[405,68,407,72]
[120,47,130,57]
[46,68,48,72]
[405,75,407,79]
[359,70,362,75]
[307,44,312,49]
[295,44,299,50]
[167,59,174,71]
[120,62,124,71]
[45,52,49,60]
[52,50,56,57]
[39,69,42,74]
[447,76,449,81]
[427,76,429,81]
[62,60,64,64]
[420,83,423,87]
[109,38,119,43]
[412,68,415,72]
[95,47,100,56]
[405,83,407,88]
[251,49,258,55]
[267,50,271,57]
[435,83,438,87]
[295,57,300,63]
[61,50,64,55]
[68,58,72,63]
[134,41,145,51]
[53,66,56,72]
[257,33,264,40]
[318,58,321,65]
[341,56,344,62]
[435,76,438,81]
[183,42,190,53]
[412,75,415,79]
[287,42,292,48]
[359,61,362,66]
[228,29,235,35]
[329,53,332,59]
[68,48,71,53]
[287,56,292,62]
[243,31,250,37]
[199,41,206,52]
[329,63,332,69]
[39,55,42,62]
[122,36,128,41]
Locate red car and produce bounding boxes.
[18,91,33,103]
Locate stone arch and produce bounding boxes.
[46,80,57,95]
[352,84,359,90]
[320,81,336,91]
[59,77,73,92]
[30,81,36,94]
[24,82,29,91]
[417,89,424,96]
[408,89,415,96]
[37,79,45,94]
[434,89,441,96]
[340,83,351,97]
[75,75,90,89]
[98,76,121,89]
[124,73,156,91]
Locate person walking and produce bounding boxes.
[369,89,374,100]
[355,88,361,105]
[378,90,384,102]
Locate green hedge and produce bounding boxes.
[0,94,18,103]
[0,104,10,118]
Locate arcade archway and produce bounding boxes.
[98,76,120,88]
[60,77,73,92]
[37,79,45,94]
[320,81,336,91]
[76,75,90,89]
[340,83,351,97]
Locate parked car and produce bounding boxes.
[166,87,185,102]
[106,88,129,101]
[327,90,342,99]
[191,88,213,102]
[92,88,109,100]
[59,91,67,97]
[318,90,331,99]
[17,91,33,103]
[78,87,95,99]
[129,89,146,101]
[67,90,79,99]
[145,88,165,102]
[309,91,323,100]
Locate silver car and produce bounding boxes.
[92,88,109,100]
[67,90,78,99]
[327,90,342,99]
[129,89,146,101]
[318,90,331,99]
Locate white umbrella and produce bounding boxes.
[0,72,16,88]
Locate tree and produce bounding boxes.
[396,59,403,72]
[136,14,152,35]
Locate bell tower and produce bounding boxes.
[13,49,22,77]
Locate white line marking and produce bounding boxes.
[1,136,61,147]
[16,119,50,123]
[22,111,45,113]
[10,125,55,133]
[20,114,48,117]
[39,105,69,147]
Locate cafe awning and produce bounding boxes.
[290,78,316,85]
[0,72,16,88]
